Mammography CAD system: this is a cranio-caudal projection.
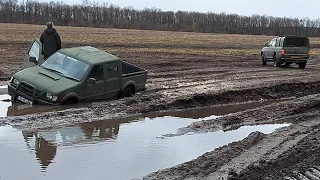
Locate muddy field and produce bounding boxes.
[1,23,320,179]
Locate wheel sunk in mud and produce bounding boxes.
[63,97,79,104]
[121,85,135,98]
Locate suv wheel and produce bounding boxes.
[261,53,266,66]
[298,62,306,69]
[273,55,281,67]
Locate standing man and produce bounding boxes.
[40,22,62,59]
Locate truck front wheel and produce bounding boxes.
[63,97,79,104]
[261,53,266,66]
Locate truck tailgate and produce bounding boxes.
[121,61,147,91]
[284,47,309,55]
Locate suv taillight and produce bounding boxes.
[281,50,285,55]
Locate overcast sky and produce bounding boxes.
[57,0,319,20]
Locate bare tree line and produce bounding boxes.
[1,0,320,37]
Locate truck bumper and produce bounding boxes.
[281,58,308,64]
[8,83,60,105]
[281,54,309,64]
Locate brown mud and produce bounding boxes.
[1,23,320,179]
[143,95,320,180]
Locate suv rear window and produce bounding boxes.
[283,37,309,47]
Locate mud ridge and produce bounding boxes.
[141,81,320,114]
[188,93,320,132]
[235,128,320,180]
[3,81,320,130]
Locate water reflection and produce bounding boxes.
[23,131,57,171]
[21,119,125,171]
[80,120,120,139]
[0,116,290,180]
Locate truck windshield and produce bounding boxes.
[41,52,90,81]
[283,37,309,47]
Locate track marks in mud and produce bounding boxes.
[142,81,320,115]
[142,131,266,180]
[4,80,320,130]
[285,167,320,180]
[236,125,320,180]
[144,118,320,180]
[187,93,320,133]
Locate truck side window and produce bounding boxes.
[280,38,284,47]
[276,38,280,47]
[89,64,104,81]
[107,62,118,78]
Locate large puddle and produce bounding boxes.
[0,115,290,180]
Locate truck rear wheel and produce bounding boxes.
[261,53,266,66]
[121,86,135,97]
[273,55,281,67]
[298,62,306,69]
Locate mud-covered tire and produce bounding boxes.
[121,86,134,98]
[298,62,306,69]
[261,53,266,66]
[62,97,79,104]
[273,55,281,67]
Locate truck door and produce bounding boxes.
[23,39,42,68]
[265,38,276,59]
[80,64,105,100]
[104,61,121,98]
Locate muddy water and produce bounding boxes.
[0,94,11,117]
[0,91,281,118]
[0,116,290,180]
[0,94,89,117]
[0,85,8,95]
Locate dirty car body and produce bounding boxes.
[8,40,148,105]
[261,35,310,68]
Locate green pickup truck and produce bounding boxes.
[8,40,148,105]
[261,35,310,68]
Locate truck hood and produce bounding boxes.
[13,66,80,94]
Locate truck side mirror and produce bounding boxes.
[29,56,38,64]
[87,78,96,84]
[264,43,268,47]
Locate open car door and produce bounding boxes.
[22,39,42,68]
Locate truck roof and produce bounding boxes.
[59,46,120,65]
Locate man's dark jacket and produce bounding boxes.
[40,28,61,59]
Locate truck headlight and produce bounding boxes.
[52,95,58,101]
[46,93,58,101]
[46,93,53,100]
[13,79,20,85]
